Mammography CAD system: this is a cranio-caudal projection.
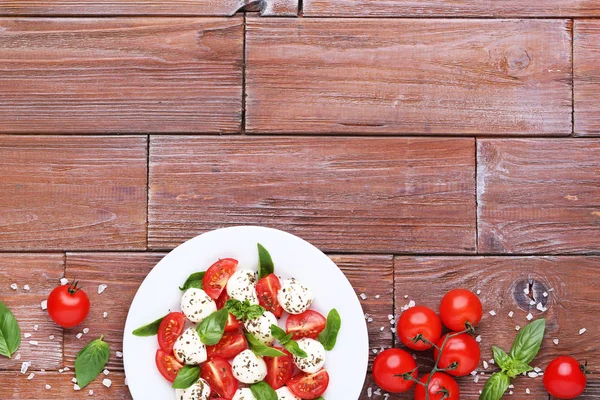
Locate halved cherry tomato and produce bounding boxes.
[201,357,238,399]
[264,346,294,390]
[286,310,326,340]
[207,330,248,360]
[157,312,186,354]
[256,273,284,318]
[288,370,330,399]
[216,291,243,332]
[155,349,183,383]
[203,258,238,300]
[434,333,480,376]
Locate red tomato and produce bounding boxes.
[372,348,417,393]
[207,330,248,360]
[201,357,238,399]
[543,356,587,399]
[216,291,243,332]
[47,281,90,328]
[414,372,460,400]
[434,333,480,376]
[264,347,294,390]
[203,258,238,300]
[256,274,284,318]
[157,312,186,354]
[439,289,483,331]
[397,306,442,351]
[288,370,330,400]
[286,310,327,340]
[155,349,183,383]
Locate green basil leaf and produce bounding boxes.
[257,243,274,279]
[179,272,205,291]
[318,309,341,351]
[270,324,306,358]
[172,365,200,389]
[245,332,285,357]
[506,359,533,379]
[132,315,165,337]
[283,340,308,358]
[196,308,228,345]
[0,301,21,359]
[250,381,278,400]
[510,319,545,364]
[479,372,510,400]
[75,336,111,388]
[492,346,511,372]
[226,299,265,322]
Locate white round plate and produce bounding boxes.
[123,226,369,400]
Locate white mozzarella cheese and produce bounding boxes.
[244,311,277,345]
[227,270,259,305]
[277,279,314,314]
[232,388,257,400]
[276,387,300,400]
[174,378,211,400]
[181,288,217,323]
[293,338,326,373]
[173,327,207,365]
[231,349,267,384]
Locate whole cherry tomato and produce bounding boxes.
[543,356,587,399]
[398,306,442,351]
[47,280,90,328]
[439,289,482,331]
[434,333,480,376]
[414,372,460,400]
[372,348,418,393]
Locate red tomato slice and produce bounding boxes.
[286,310,327,340]
[203,258,238,300]
[288,370,330,399]
[216,291,243,332]
[201,357,238,399]
[256,274,284,318]
[264,346,294,390]
[155,349,183,383]
[157,312,186,354]
[207,330,248,360]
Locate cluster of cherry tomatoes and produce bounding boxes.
[373,289,483,399]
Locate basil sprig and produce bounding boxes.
[270,324,307,358]
[225,299,265,322]
[75,336,111,388]
[251,381,278,400]
[245,332,285,357]
[196,308,228,345]
[0,301,21,359]
[318,309,341,351]
[172,365,200,389]
[132,315,165,337]
[479,319,546,400]
[257,243,274,279]
[179,272,206,291]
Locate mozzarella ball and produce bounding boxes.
[174,377,211,400]
[173,327,207,365]
[181,288,217,323]
[277,279,314,314]
[293,338,326,374]
[232,388,257,400]
[244,311,277,345]
[276,387,301,400]
[227,270,259,305]
[232,349,267,384]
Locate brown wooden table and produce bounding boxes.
[0,1,599,398]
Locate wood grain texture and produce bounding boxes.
[575,21,600,136]
[0,136,147,250]
[1,371,131,399]
[63,253,165,372]
[0,254,64,371]
[478,139,600,254]
[0,18,243,134]
[331,255,394,369]
[148,136,476,253]
[261,0,298,16]
[392,256,600,397]
[246,18,572,135]
[304,0,600,17]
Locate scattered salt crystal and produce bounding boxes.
[33,324,39,331]
[548,288,554,292]
[526,313,533,321]
[40,369,45,372]
[543,292,548,297]
[23,285,30,291]
[367,317,373,323]
[375,295,380,299]
[29,340,38,346]
[536,303,547,312]
[508,311,514,318]
[534,367,542,373]
[98,284,108,294]
[76,333,83,339]
[579,328,587,335]
[476,289,481,295]
[515,325,521,331]
[49,335,55,340]
[526,388,531,394]
[74,384,81,391]
[83,328,90,334]
[509,384,514,389]
[475,335,482,343]
[72,378,77,383]
[24,333,32,338]
[45,384,51,390]
[27,373,35,380]
[15,353,21,360]
[524,287,530,295]
[372,348,378,354]
[103,312,108,319]
[391,327,396,333]
[60,278,69,285]
[483,361,489,369]
[373,388,381,395]
[10,283,18,290]
[367,387,372,397]
[41,300,47,310]
[471,371,477,376]
[404,295,408,299]
[412,353,417,360]
[359,293,367,300]
[387,314,393,320]
[509,391,513,395]
[408,300,415,307]
[380,327,385,332]
[474,375,480,383]
[553,338,559,345]
[528,372,538,378]
[103,369,110,375]
[489,310,496,316]
[529,300,536,306]
[479,390,482,394]
[124,377,128,386]
[58,369,64,373]
[489,359,495,364]
[21,362,31,374]
[63,367,70,371]
[89,389,94,396]
[116,351,123,358]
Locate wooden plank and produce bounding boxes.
[478,139,600,254]
[246,18,572,136]
[0,254,64,371]
[575,21,600,136]
[149,136,476,253]
[261,0,298,16]
[0,136,147,250]
[0,18,243,134]
[393,256,600,397]
[63,253,165,372]
[304,0,600,17]
[1,371,131,399]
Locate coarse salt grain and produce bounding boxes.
[58,369,64,373]
[29,340,38,346]
[41,300,47,310]
[89,389,94,396]
[74,384,81,391]
[483,361,489,369]
[408,300,415,307]
[359,293,367,300]
[60,278,69,286]
[579,328,587,335]
[526,313,533,321]
[509,385,514,389]
[489,310,496,316]
[83,328,89,334]
[24,333,31,338]
[526,388,531,394]
[508,311,514,318]
[515,325,521,331]
[15,353,21,360]
[372,349,378,354]
[375,295,380,299]
[536,303,547,312]
[98,284,108,294]
[509,391,513,395]
[524,287,530,294]
[367,387,372,397]
[21,362,31,374]
[64,367,70,371]
[116,351,123,358]
[23,285,30,291]
[45,384,51,390]
[543,292,548,297]
[548,288,554,292]
[33,324,38,331]
[489,359,495,364]
[76,333,83,339]
[102,378,112,388]
[529,299,536,306]
[49,335,55,340]
[72,378,77,383]
[367,317,373,323]
[103,369,110,375]
[387,314,393,320]
[103,311,108,318]
[476,289,481,295]
[475,335,482,343]
[474,375,480,383]
[380,327,385,332]
[27,373,35,380]
[528,372,538,378]
[553,338,559,345]
[10,283,18,290]
[534,367,542,373]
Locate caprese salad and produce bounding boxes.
[133,244,341,400]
